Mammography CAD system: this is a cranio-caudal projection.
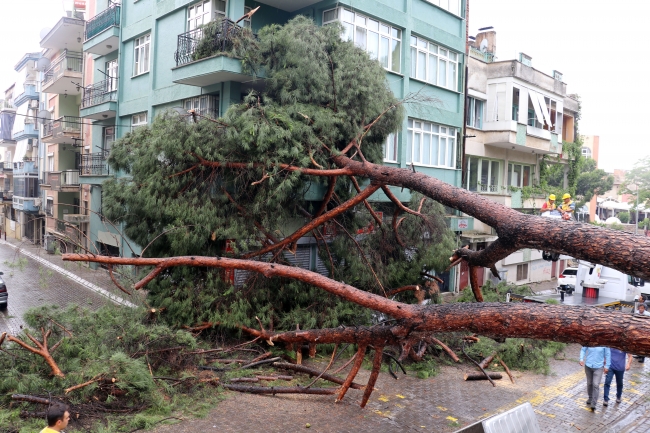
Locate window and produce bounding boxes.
[133,34,151,76]
[516,263,528,281]
[406,119,456,169]
[581,147,592,158]
[187,1,226,31]
[183,95,219,120]
[425,0,462,16]
[132,112,147,129]
[46,198,53,217]
[103,127,115,151]
[466,156,501,193]
[383,133,398,162]
[410,35,459,91]
[512,87,520,121]
[106,60,118,92]
[47,154,54,171]
[466,97,483,129]
[508,163,533,188]
[323,8,401,73]
[242,6,252,28]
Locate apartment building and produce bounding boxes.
[79,0,468,290]
[38,7,89,253]
[0,85,16,233]
[462,28,580,287]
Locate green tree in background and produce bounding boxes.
[103,17,454,329]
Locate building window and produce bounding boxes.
[466,156,501,193]
[406,119,456,169]
[46,198,54,217]
[424,0,461,16]
[383,133,398,162]
[323,8,401,73]
[106,60,118,92]
[508,163,533,188]
[133,34,151,76]
[47,154,54,172]
[516,263,528,281]
[581,147,592,158]
[132,112,147,130]
[410,35,459,91]
[242,6,252,28]
[467,97,483,129]
[183,95,219,120]
[103,127,115,151]
[187,1,226,31]
[512,87,520,121]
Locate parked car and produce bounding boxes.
[0,272,6,310]
[557,267,578,292]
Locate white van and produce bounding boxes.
[575,261,644,302]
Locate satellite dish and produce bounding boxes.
[37,110,52,126]
[479,39,488,53]
[39,27,52,40]
[36,57,51,72]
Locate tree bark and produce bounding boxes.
[464,373,502,381]
[478,352,497,370]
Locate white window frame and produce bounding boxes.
[467,97,484,129]
[133,34,151,76]
[383,133,398,162]
[243,6,252,28]
[183,95,219,119]
[424,0,462,16]
[508,162,534,188]
[132,112,148,130]
[323,8,402,74]
[466,156,501,193]
[410,35,459,91]
[103,126,115,151]
[406,119,456,169]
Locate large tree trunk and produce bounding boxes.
[332,155,650,280]
[62,254,650,356]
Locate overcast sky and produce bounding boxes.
[0,0,645,172]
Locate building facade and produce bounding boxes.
[79,0,468,289]
[462,28,580,287]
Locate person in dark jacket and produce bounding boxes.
[603,348,632,405]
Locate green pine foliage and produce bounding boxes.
[102,17,451,330]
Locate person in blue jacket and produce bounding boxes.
[603,348,632,406]
[579,346,610,411]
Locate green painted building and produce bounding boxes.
[79,0,467,289]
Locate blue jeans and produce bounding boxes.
[603,368,625,401]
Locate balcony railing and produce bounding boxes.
[174,19,254,67]
[43,116,82,138]
[85,4,121,40]
[81,78,118,108]
[42,50,83,88]
[45,170,80,190]
[80,151,110,176]
[469,46,495,63]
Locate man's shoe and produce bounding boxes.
[586,400,592,405]
[616,399,622,403]
[590,406,596,412]
[603,400,608,406]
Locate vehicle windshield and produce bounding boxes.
[563,269,577,276]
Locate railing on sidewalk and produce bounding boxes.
[42,50,83,88]
[80,151,110,176]
[81,78,117,108]
[174,19,254,67]
[85,4,121,40]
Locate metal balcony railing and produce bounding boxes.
[174,19,254,67]
[45,170,80,190]
[81,78,118,108]
[85,4,121,40]
[469,46,495,63]
[42,50,83,88]
[80,151,110,176]
[43,116,82,138]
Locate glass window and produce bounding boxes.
[407,119,456,169]
[508,163,534,188]
[467,97,484,129]
[410,35,459,91]
[133,34,151,76]
[132,112,148,130]
[324,8,401,73]
[383,133,398,162]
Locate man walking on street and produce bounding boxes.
[580,346,610,411]
[603,348,632,406]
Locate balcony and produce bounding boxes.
[43,116,82,144]
[12,196,40,213]
[80,79,117,119]
[482,122,561,155]
[45,170,80,191]
[0,162,12,172]
[84,4,121,55]
[40,17,84,51]
[42,50,83,96]
[172,19,260,87]
[64,213,90,224]
[13,159,38,175]
[469,46,495,63]
[14,83,39,106]
[79,152,111,185]
[12,122,38,142]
